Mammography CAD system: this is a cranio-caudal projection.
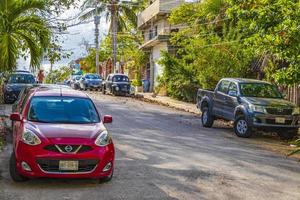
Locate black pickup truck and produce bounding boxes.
[197,78,300,139]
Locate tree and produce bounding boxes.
[159,0,255,102]
[45,66,73,84]
[226,0,300,85]
[0,0,51,72]
[80,0,145,69]
[44,38,73,78]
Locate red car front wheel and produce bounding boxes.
[9,152,29,182]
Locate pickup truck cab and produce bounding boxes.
[197,78,300,139]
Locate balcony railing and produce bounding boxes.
[137,0,184,28]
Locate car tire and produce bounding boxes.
[9,152,28,182]
[99,170,114,183]
[234,116,252,138]
[102,86,106,94]
[278,129,298,140]
[201,107,214,128]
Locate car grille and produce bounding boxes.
[37,159,99,173]
[265,119,293,125]
[266,108,293,115]
[44,145,93,154]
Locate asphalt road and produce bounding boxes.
[1,93,300,200]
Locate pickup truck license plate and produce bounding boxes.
[275,117,285,124]
[59,161,78,171]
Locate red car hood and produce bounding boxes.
[26,122,106,139]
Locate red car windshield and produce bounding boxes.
[27,97,100,124]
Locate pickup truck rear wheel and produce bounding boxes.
[234,116,252,138]
[201,107,214,128]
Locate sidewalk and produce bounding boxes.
[0,104,12,149]
[135,93,200,115]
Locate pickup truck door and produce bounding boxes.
[223,82,239,121]
[213,80,230,117]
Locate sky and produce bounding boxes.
[17,1,108,72]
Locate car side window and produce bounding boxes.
[228,83,238,93]
[218,80,230,94]
[20,91,32,114]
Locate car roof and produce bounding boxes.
[222,78,270,84]
[14,70,31,74]
[12,71,33,75]
[29,85,89,98]
[109,73,128,77]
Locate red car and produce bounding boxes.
[9,86,115,182]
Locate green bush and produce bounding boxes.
[132,79,142,87]
[288,130,300,160]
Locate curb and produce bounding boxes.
[133,94,200,115]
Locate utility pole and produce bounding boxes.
[94,4,100,74]
[110,0,118,73]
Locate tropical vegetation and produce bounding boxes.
[0,0,51,72]
[46,66,73,84]
[158,0,300,102]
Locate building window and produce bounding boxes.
[149,26,158,40]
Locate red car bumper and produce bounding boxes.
[15,138,115,179]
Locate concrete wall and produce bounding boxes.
[152,42,168,87]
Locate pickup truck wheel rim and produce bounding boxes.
[203,111,208,124]
[237,120,247,134]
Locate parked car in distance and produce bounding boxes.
[70,75,81,90]
[9,86,115,182]
[102,73,131,96]
[197,78,300,139]
[2,71,36,104]
[79,74,102,91]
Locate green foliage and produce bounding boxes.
[226,0,300,85]
[83,33,147,78]
[288,137,300,160]
[45,41,73,68]
[0,0,50,72]
[160,0,254,102]
[46,66,73,84]
[132,79,142,87]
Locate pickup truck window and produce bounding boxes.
[228,83,238,93]
[218,80,230,94]
[240,83,283,98]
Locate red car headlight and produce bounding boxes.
[22,129,41,146]
[95,130,112,147]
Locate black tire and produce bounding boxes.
[234,116,253,138]
[102,86,106,94]
[278,129,298,140]
[9,152,28,182]
[99,170,113,183]
[201,107,214,128]
[111,88,116,96]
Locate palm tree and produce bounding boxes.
[0,0,50,72]
[80,0,143,71]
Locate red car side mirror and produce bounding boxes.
[103,115,113,124]
[10,113,22,121]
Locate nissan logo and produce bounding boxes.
[64,145,73,152]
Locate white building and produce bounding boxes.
[137,0,186,92]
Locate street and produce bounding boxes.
[1,93,300,200]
